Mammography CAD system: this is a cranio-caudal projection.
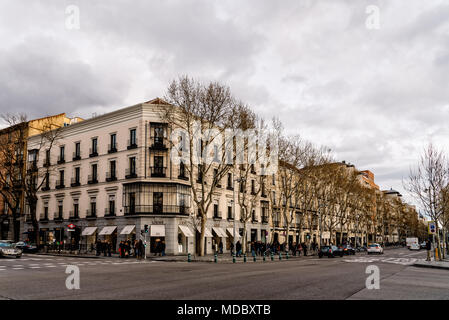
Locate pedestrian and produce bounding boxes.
[426,239,432,261]
[302,242,307,256]
[236,241,242,257]
[107,241,112,257]
[292,242,297,256]
[219,241,223,254]
[96,239,101,256]
[161,240,166,256]
[251,242,256,257]
[138,239,145,259]
[134,240,139,258]
[103,240,107,257]
[230,242,234,256]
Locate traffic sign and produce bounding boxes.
[428,221,436,234]
[67,223,76,229]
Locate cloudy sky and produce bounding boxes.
[1,0,448,208]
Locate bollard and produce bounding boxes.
[271,252,274,261]
[243,254,247,263]
[188,253,191,262]
[263,252,266,262]
[233,254,236,263]
[214,253,217,263]
[286,252,289,260]
[279,252,282,260]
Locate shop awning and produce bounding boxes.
[212,227,227,238]
[120,225,136,235]
[196,226,213,237]
[98,226,117,235]
[178,225,194,237]
[150,225,165,237]
[226,227,241,239]
[82,227,97,236]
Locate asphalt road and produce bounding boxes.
[0,248,447,300]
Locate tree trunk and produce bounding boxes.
[199,215,206,256]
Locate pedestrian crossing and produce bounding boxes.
[342,256,424,265]
[0,255,152,272]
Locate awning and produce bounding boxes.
[178,225,194,237]
[226,227,241,239]
[82,227,97,236]
[98,226,117,235]
[120,225,136,235]
[196,226,213,237]
[150,225,165,237]
[212,227,227,238]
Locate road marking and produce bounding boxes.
[45,265,56,268]
[30,266,41,269]
[12,267,24,270]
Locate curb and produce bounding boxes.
[36,253,102,259]
[413,262,449,270]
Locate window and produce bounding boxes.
[272,191,276,205]
[110,160,116,178]
[129,192,136,214]
[197,164,203,183]
[179,161,186,178]
[58,201,63,219]
[58,146,65,163]
[153,192,163,214]
[57,170,64,188]
[90,202,97,217]
[90,138,98,156]
[227,173,233,189]
[75,167,80,183]
[73,202,79,218]
[251,180,255,194]
[44,206,49,220]
[75,142,81,158]
[130,129,137,146]
[108,195,115,216]
[214,204,219,218]
[227,206,233,219]
[129,157,136,174]
[92,164,97,180]
[45,149,50,166]
[110,134,116,149]
[44,172,50,189]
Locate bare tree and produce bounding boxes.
[161,76,242,256]
[404,143,447,260]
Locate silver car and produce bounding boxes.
[0,241,22,258]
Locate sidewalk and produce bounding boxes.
[413,258,449,270]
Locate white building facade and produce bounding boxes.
[23,99,270,255]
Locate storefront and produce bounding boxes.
[212,227,227,253]
[81,226,98,252]
[150,224,165,254]
[98,226,117,252]
[178,224,194,254]
[120,225,136,243]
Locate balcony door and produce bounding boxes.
[153,192,163,214]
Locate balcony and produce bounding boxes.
[55,181,65,189]
[106,172,117,182]
[104,208,116,217]
[69,211,79,221]
[86,209,97,219]
[57,156,65,164]
[108,144,118,154]
[226,185,234,191]
[252,215,258,223]
[54,214,63,222]
[72,152,81,161]
[150,167,166,178]
[273,221,280,227]
[149,137,167,150]
[262,216,269,224]
[124,205,189,216]
[87,175,98,184]
[40,215,49,223]
[41,185,50,191]
[178,173,189,181]
[89,148,98,158]
[127,139,138,150]
[70,178,81,187]
[125,169,137,179]
[43,159,51,167]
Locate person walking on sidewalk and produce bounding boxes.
[426,239,432,261]
[236,241,242,257]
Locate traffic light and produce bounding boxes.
[144,224,149,233]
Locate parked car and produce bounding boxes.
[355,246,367,252]
[340,244,356,255]
[367,243,384,255]
[0,242,22,258]
[318,245,344,258]
[14,241,38,253]
[409,243,420,250]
